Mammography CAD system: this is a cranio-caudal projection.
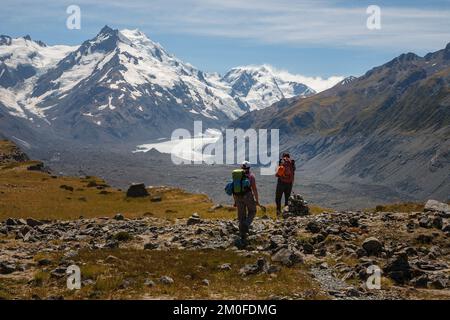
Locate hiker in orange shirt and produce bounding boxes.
[275,152,296,217]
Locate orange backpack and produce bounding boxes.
[276,165,285,177]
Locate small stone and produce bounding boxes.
[218,263,232,271]
[37,258,52,266]
[150,196,162,202]
[201,279,210,286]
[105,240,119,249]
[144,242,159,250]
[50,267,67,279]
[105,255,119,263]
[114,213,124,221]
[159,276,174,285]
[302,243,314,254]
[266,265,281,274]
[144,279,156,287]
[209,204,223,211]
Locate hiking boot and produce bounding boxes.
[235,237,248,249]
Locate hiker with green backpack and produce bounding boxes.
[225,161,259,241]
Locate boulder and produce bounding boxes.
[432,216,443,229]
[239,258,266,276]
[126,183,149,197]
[419,217,432,228]
[424,200,449,213]
[26,218,43,227]
[411,274,429,288]
[27,161,44,171]
[383,253,412,284]
[306,221,321,234]
[271,248,303,267]
[5,218,16,226]
[0,262,16,274]
[144,242,159,250]
[362,237,383,256]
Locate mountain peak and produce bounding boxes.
[0,35,12,46]
[19,35,46,47]
[99,25,116,36]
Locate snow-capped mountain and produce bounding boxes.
[221,65,315,111]
[0,26,318,143]
[0,35,76,118]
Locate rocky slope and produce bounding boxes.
[231,44,450,202]
[1,200,449,299]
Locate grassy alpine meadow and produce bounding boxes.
[0,249,326,300]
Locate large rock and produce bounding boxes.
[0,262,16,274]
[383,253,412,284]
[424,200,449,213]
[362,237,383,256]
[26,218,43,227]
[126,183,149,197]
[306,221,321,234]
[239,258,267,276]
[271,248,303,267]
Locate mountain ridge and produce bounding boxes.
[0,26,320,144]
[231,42,450,202]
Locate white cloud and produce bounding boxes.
[3,0,449,52]
[75,0,450,52]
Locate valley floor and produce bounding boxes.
[32,145,419,211]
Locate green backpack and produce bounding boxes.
[232,169,251,195]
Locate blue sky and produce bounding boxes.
[1,0,449,78]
